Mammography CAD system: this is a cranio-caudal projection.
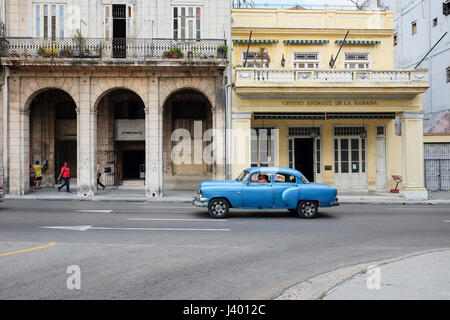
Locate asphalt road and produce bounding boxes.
[0,200,449,299]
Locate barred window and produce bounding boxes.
[242,51,270,68]
[251,128,276,167]
[344,53,369,69]
[293,52,319,69]
[377,126,385,136]
[288,127,321,136]
[334,127,366,136]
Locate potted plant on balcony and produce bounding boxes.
[254,46,270,68]
[162,47,184,59]
[72,29,84,58]
[59,47,74,58]
[37,45,58,58]
[216,45,228,59]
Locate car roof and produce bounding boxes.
[245,167,302,177]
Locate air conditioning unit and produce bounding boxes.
[444,0,450,16]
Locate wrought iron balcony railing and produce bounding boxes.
[0,37,228,60]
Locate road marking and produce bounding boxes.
[127,218,228,222]
[74,210,113,213]
[115,210,195,213]
[0,242,56,257]
[444,220,450,223]
[41,225,230,232]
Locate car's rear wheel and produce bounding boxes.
[297,201,318,219]
[208,198,229,219]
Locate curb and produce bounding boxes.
[4,195,193,203]
[276,247,450,300]
[4,196,450,205]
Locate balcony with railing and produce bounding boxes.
[231,0,387,10]
[234,68,429,97]
[0,37,228,67]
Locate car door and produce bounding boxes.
[272,173,298,208]
[242,172,274,208]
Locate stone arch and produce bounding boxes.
[95,87,147,187]
[162,87,216,191]
[21,78,80,112]
[27,88,79,188]
[91,78,149,112]
[159,77,216,112]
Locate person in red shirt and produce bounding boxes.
[57,161,71,193]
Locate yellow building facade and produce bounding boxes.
[231,8,430,200]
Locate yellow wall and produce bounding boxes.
[232,9,395,70]
[231,8,428,196]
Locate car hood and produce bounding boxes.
[198,180,243,189]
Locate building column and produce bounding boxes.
[8,77,29,195]
[321,122,334,187]
[367,123,377,191]
[77,77,96,197]
[400,112,428,200]
[145,77,163,198]
[231,113,252,179]
[212,104,226,181]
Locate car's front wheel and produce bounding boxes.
[297,201,318,219]
[208,198,229,219]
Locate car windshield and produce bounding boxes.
[300,175,310,184]
[236,170,250,182]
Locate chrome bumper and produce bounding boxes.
[192,191,208,207]
[331,202,340,207]
[192,200,208,207]
[331,198,340,207]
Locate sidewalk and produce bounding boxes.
[5,188,450,204]
[5,188,194,202]
[324,249,450,300]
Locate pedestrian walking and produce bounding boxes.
[33,160,43,189]
[29,164,36,192]
[97,163,106,190]
[57,161,71,193]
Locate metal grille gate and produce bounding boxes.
[424,144,450,191]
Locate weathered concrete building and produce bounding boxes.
[0,0,231,197]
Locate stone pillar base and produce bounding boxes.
[400,189,428,201]
[78,184,95,197]
[146,188,163,199]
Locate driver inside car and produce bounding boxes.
[256,174,269,183]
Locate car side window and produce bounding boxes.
[274,173,296,183]
[249,172,271,184]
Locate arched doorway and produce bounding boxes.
[29,89,77,187]
[96,89,146,187]
[163,89,213,191]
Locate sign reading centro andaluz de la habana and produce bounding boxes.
[282,100,378,106]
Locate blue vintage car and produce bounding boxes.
[193,167,339,219]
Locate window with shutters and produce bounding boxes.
[173,6,201,40]
[34,3,64,39]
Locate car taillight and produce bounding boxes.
[0,184,3,190]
